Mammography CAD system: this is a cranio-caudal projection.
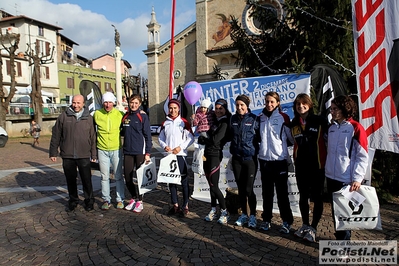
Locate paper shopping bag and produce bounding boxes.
[137,158,157,195]
[157,154,182,185]
[333,185,382,230]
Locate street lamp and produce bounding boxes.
[73,68,83,96]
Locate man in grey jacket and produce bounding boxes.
[49,94,97,212]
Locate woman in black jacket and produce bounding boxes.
[199,99,232,224]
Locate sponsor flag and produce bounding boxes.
[352,0,399,153]
[310,64,347,121]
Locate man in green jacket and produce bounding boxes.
[93,92,125,210]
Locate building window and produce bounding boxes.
[6,60,22,76]
[40,66,50,79]
[105,82,113,92]
[38,26,44,36]
[67,77,74,89]
[36,40,51,56]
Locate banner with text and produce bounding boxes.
[199,73,310,118]
[352,0,399,153]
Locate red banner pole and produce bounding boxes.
[168,0,176,100]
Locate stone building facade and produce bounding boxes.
[144,0,284,124]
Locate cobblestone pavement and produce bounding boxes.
[0,136,398,265]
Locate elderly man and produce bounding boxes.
[49,94,97,212]
[93,92,125,210]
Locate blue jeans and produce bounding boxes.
[98,149,124,203]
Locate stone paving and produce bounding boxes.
[0,136,398,265]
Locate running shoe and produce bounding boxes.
[167,205,180,215]
[234,214,249,226]
[133,201,143,213]
[248,215,257,228]
[217,210,230,225]
[279,221,291,234]
[116,201,124,209]
[303,226,316,242]
[125,199,136,211]
[259,221,271,231]
[294,224,309,238]
[179,207,189,217]
[204,209,217,222]
[101,201,111,210]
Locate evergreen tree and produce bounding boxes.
[230,0,355,90]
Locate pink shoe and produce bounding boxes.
[125,199,136,211]
[133,201,143,213]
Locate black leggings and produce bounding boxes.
[203,153,226,210]
[124,154,144,200]
[295,167,325,229]
[231,156,257,216]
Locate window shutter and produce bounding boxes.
[46,42,50,55]
[6,60,11,75]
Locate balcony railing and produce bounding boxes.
[6,103,70,120]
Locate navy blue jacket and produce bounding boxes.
[121,110,152,155]
[229,111,259,161]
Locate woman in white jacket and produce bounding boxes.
[158,99,194,217]
[257,92,294,233]
[326,95,368,240]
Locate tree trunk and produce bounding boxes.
[30,62,43,125]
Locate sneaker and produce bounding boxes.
[204,209,217,222]
[259,221,271,231]
[101,202,111,210]
[217,210,230,225]
[117,201,124,209]
[66,202,77,212]
[125,199,136,210]
[279,221,291,234]
[179,207,189,217]
[234,214,249,226]
[133,201,143,213]
[303,226,316,242]
[294,224,309,238]
[167,205,180,215]
[248,215,257,228]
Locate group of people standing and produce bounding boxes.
[48,89,368,243]
[49,93,153,213]
[48,92,194,217]
[197,92,368,243]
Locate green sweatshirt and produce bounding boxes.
[93,107,124,151]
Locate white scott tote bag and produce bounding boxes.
[157,154,182,185]
[191,143,204,175]
[333,185,382,230]
[137,158,157,195]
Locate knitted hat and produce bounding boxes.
[102,92,116,103]
[235,94,250,107]
[168,99,181,108]
[200,98,212,109]
[215,99,228,111]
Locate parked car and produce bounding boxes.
[0,126,8,148]
[150,125,162,135]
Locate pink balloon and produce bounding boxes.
[183,81,202,105]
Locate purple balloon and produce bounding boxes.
[183,81,202,105]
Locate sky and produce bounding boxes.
[1,0,196,78]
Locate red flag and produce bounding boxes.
[168,0,176,99]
